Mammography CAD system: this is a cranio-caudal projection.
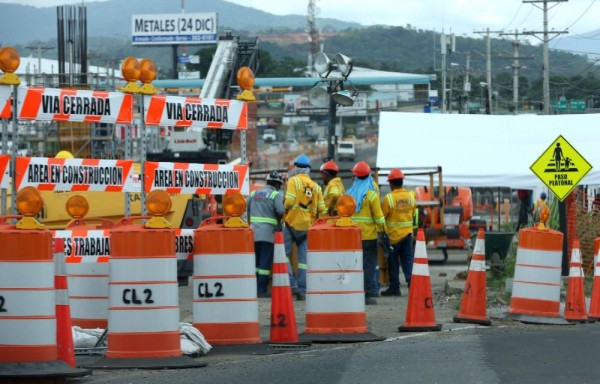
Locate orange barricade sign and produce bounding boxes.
[17,86,133,124]
[0,85,10,118]
[54,229,111,263]
[144,95,247,130]
[15,157,138,192]
[0,154,9,189]
[145,161,249,195]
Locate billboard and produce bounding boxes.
[132,13,217,45]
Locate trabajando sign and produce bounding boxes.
[131,13,217,45]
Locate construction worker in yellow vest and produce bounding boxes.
[347,161,386,305]
[533,192,547,223]
[320,160,345,216]
[284,154,327,300]
[380,168,416,296]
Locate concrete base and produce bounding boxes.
[84,355,205,370]
[398,324,442,332]
[498,312,572,325]
[453,315,492,326]
[299,332,385,343]
[0,360,90,380]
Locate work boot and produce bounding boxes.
[365,296,377,305]
[381,288,401,297]
[292,288,305,301]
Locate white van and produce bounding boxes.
[337,141,356,161]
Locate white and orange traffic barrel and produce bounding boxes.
[192,192,262,345]
[589,237,600,320]
[301,195,383,342]
[506,211,567,324]
[0,186,88,379]
[85,190,203,369]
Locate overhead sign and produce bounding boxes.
[15,157,138,192]
[144,95,247,130]
[530,135,592,201]
[132,13,217,45]
[17,87,133,124]
[145,161,249,195]
[0,86,10,118]
[0,154,9,189]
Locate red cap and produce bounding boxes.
[352,161,371,177]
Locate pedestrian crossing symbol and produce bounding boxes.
[530,135,592,201]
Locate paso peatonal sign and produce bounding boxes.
[530,135,592,201]
[132,13,217,45]
[144,95,247,130]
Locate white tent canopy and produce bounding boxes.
[376,112,600,189]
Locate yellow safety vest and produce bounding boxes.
[324,177,345,215]
[382,188,416,244]
[284,174,327,231]
[351,189,386,240]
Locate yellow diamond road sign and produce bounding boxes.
[530,135,592,201]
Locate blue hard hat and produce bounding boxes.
[294,154,311,168]
[541,192,547,200]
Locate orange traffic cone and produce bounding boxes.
[398,229,442,332]
[564,239,588,323]
[269,232,306,345]
[589,240,600,320]
[54,238,77,368]
[454,229,491,326]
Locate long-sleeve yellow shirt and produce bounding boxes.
[323,177,345,215]
[382,188,416,244]
[284,174,327,231]
[351,189,386,240]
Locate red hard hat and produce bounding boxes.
[320,160,339,173]
[387,168,404,181]
[352,161,371,177]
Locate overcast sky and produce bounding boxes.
[3,0,599,37]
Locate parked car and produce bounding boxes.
[315,137,327,148]
[262,129,276,142]
[337,141,356,161]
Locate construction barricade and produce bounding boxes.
[192,193,261,345]
[86,191,202,369]
[0,189,88,380]
[301,196,383,342]
[505,225,567,324]
[564,239,588,323]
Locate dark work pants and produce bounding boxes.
[255,241,274,294]
[362,239,378,297]
[387,234,414,291]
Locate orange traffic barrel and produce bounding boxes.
[589,237,600,320]
[192,215,261,345]
[0,205,89,379]
[301,210,383,342]
[507,226,566,324]
[57,228,111,329]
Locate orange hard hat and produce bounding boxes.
[352,161,371,177]
[320,160,339,173]
[387,168,404,181]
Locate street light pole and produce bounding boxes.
[327,82,336,161]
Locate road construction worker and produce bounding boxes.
[248,171,285,298]
[381,169,415,296]
[533,192,547,222]
[347,161,386,305]
[320,160,344,216]
[284,154,327,300]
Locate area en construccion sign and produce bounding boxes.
[145,161,249,195]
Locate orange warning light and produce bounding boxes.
[66,195,89,219]
[139,59,157,83]
[223,192,246,217]
[121,57,141,82]
[337,195,356,217]
[0,47,20,73]
[237,67,255,90]
[146,190,172,217]
[16,187,43,217]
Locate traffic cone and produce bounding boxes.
[454,229,491,326]
[589,242,600,320]
[564,239,588,323]
[398,229,442,332]
[270,232,306,345]
[54,238,77,368]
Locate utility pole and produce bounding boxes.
[499,30,534,114]
[523,0,568,115]
[440,32,455,113]
[25,43,55,76]
[464,52,470,114]
[474,28,503,114]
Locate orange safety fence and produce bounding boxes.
[567,189,600,275]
